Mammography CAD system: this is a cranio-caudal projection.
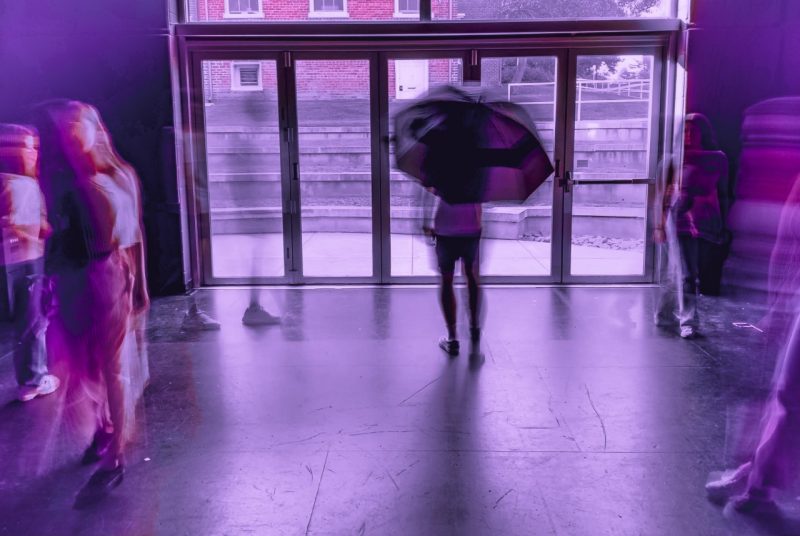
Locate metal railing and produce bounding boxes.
[506,79,651,121]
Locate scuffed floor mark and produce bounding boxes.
[385,469,400,491]
[306,465,314,481]
[493,489,514,509]
[305,447,330,536]
[274,432,324,447]
[357,521,366,536]
[584,383,608,451]
[398,374,444,406]
[395,459,420,477]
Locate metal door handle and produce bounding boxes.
[559,171,574,193]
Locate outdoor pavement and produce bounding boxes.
[210,233,643,279]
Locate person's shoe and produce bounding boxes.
[181,309,221,331]
[706,462,752,504]
[74,463,124,509]
[17,374,60,402]
[728,490,779,516]
[438,337,459,356]
[242,304,281,326]
[81,429,114,465]
[680,326,696,339]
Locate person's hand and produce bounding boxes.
[653,228,666,244]
[422,226,434,237]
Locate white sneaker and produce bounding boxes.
[706,462,751,503]
[182,309,221,331]
[242,304,281,326]
[18,374,60,402]
[680,326,696,339]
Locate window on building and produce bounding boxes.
[225,0,262,18]
[395,0,419,16]
[231,63,262,91]
[310,0,347,17]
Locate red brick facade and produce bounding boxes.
[195,0,458,22]
[197,0,462,100]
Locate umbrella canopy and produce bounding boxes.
[394,85,554,204]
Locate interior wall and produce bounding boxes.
[0,0,186,295]
[686,0,800,168]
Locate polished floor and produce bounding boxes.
[0,286,798,535]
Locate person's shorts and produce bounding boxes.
[435,234,480,274]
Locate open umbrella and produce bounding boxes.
[394,85,554,204]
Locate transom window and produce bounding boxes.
[225,0,262,17]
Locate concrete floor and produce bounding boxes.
[0,286,798,535]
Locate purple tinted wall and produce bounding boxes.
[0,0,186,294]
[686,0,800,166]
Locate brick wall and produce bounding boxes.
[200,0,462,99]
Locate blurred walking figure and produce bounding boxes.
[426,197,482,356]
[705,174,800,514]
[35,101,148,505]
[655,114,729,338]
[0,124,59,401]
[394,85,553,356]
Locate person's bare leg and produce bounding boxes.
[440,272,457,340]
[465,260,481,332]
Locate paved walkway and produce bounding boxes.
[210,233,644,278]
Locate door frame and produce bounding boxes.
[560,45,665,284]
[180,34,673,286]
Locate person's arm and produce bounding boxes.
[653,160,675,244]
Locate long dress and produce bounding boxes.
[48,171,137,457]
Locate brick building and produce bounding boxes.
[195,0,464,100]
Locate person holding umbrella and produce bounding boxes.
[396,85,553,358]
[423,193,483,356]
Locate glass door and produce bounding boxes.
[562,50,662,282]
[477,52,565,281]
[291,55,378,281]
[194,54,294,284]
[384,52,468,281]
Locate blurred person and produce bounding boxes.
[424,191,483,356]
[34,101,148,503]
[655,114,728,338]
[182,293,221,330]
[0,124,59,401]
[705,174,800,514]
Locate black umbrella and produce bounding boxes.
[394,85,554,204]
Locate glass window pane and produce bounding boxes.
[201,60,285,279]
[570,184,647,275]
[389,58,463,277]
[480,56,557,277]
[449,0,672,20]
[569,54,655,277]
[573,55,654,181]
[188,0,420,21]
[296,59,373,278]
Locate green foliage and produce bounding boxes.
[495,0,662,19]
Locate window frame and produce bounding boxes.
[308,0,349,19]
[223,0,263,20]
[230,61,263,91]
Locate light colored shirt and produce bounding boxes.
[0,173,47,264]
[434,199,482,237]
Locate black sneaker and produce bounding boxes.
[74,463,124,509]
[438,337,459,356]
